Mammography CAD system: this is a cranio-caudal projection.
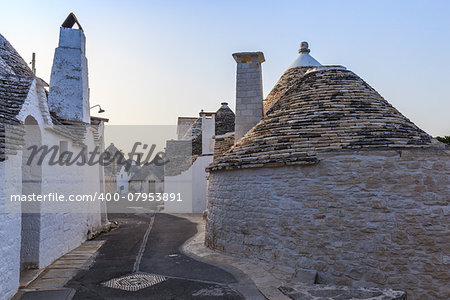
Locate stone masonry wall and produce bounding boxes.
[206,149,450,299]
[213,132,235,160]
[0,157,22,299]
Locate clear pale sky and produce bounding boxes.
[1,0,449,136]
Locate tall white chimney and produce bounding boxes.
[200,111,215,155]
[48,13,90,123]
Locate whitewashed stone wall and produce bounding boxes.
[164,165,193,213]
[192,155,213,213]
[17,79,52,126]
[0,78,49,298]
[0,20,103,299]
[0,86,104,297]
[129,175,164,194]
[164,155,212,213]
[0,156,22,299]
[16,80,49,270]
[4,127,104,270]
[117,166,130,194]
[206,149,450,299]
[36,128,103,267]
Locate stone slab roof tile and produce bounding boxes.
[215,104,235,136]
[0,33,34,77]
[49,113,88,145]
[0,75,33,123]
[0,33,35,161]
[0,75,33,160]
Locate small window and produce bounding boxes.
[81,147,88,164]
[60,141,68,152]
[59,141,69,160]
[148,180,156,193]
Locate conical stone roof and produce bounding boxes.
[264,42,333,113]
[0,34,35,161]
[0,33,34,125]
[264,66,316,114]
[207,67,433,171]
[0,34,34,77]
[215,102,235,136]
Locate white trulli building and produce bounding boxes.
[206,43,449,298]
[164,103,235,213]
[0,13,107,299]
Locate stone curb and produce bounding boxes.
[13,240,105,300]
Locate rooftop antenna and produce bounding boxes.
[31,53,36,75]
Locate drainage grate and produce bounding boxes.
[101,273,167,291]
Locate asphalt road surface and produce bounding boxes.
[66,213,245,299]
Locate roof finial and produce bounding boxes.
[289,41,321,68]
[299,41,310,54]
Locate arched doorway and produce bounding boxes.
[21,115,42,270]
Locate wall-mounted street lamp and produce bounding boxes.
[90,104,105,113]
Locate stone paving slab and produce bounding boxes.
[47,262,88,269]
[52,259,89,264]
[28,277,69,289]
[59,255,93,260]
[19,268,45,289]
[279,284,407,300]
[15,288,75,300]
[40,269,79,279]
[16,240,105,299]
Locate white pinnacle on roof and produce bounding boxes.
[288,41,322,68]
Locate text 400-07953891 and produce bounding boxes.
[98,193,183,202]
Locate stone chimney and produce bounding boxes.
[48,13,90,123]
[232,52,265,142]
[199,110,215,155]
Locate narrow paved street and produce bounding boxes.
[66,213,245,299]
